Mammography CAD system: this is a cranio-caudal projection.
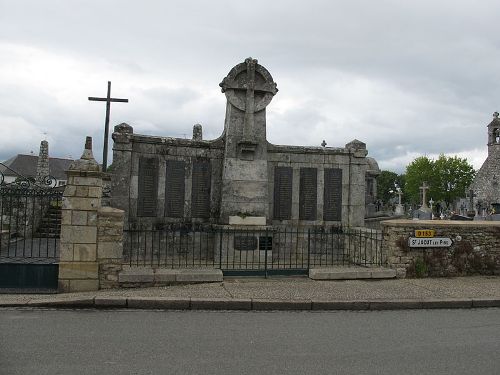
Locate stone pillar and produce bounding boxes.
[192,123,203,141]
[97,207,124,289]
[345,140,368,227]
[110,123,133,222]
[35,140,49,184]
[58,137,102,292]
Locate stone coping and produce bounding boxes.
[381,219,500,227]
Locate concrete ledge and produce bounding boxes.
[370,268,397,279]
[252,299,311,310]
[420,298,473,309]
[127,297,190,309]
[175,269,223,283]
[191,298,252,310]
[309,267,396,280]
[312,300,370,310]
[94,296,127,307]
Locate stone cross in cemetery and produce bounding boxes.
[89,81,128,172]
[466,189,477,217]
[419,181,430,209]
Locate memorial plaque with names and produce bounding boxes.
[165,160,185,218]
[323,168,342,221]
[299,168,317,220]
[137,157,158,217]
[191,160,211,218]
[273,166,293,220]
[234,236,258,251]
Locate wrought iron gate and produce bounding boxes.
[0,170,63,292]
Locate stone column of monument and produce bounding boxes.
[35,140,49,185]
[345,140,369,226]
[219,58,278,224]
[110,123,134,222]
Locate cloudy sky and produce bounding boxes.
[1,0,499,173]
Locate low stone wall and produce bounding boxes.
[382,219,500,278]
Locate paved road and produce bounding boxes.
[1,308,499,375]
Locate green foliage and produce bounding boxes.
[376,170,406,204]
[404,155,475,206]
[414,258,428,278]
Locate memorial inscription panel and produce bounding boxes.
[191,160,211,218]
[273,166,293,220]
[165,160,186,218]
[137,157,158,217]
[299,168,317,220]
[323,168,342,221]
[234,236,258,251]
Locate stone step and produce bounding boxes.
[309,267,397,280]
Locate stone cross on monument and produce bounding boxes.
[220,57,278,155]
[419,181,430,209]
[88,81,128,172]
[219,58,278,222]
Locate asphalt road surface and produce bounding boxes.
[1,308,499,375]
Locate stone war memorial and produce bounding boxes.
[111,58,376,228]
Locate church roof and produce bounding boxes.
[0,154,74,180]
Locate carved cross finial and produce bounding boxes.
[494,111,499,119]
[321,140,327,147]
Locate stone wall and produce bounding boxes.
[111,123,225,227]
[382,219,500,278]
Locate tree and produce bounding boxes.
[433,154,475,207]
[404,155,475,207]
[377,170,406,204]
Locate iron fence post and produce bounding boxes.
[219,228,223,270]
[264,228,268,278]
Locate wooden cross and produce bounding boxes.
[419,181,430,208]
[89,81,128,172]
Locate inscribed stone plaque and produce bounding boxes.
[323,168,342,221]
[234,236,258,251]
[137,157,158,217]
[191,160,211,218]
[165,160,185,218]
[299,168,317,220]
[273,166,293,220]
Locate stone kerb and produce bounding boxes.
[381,219,500,278]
